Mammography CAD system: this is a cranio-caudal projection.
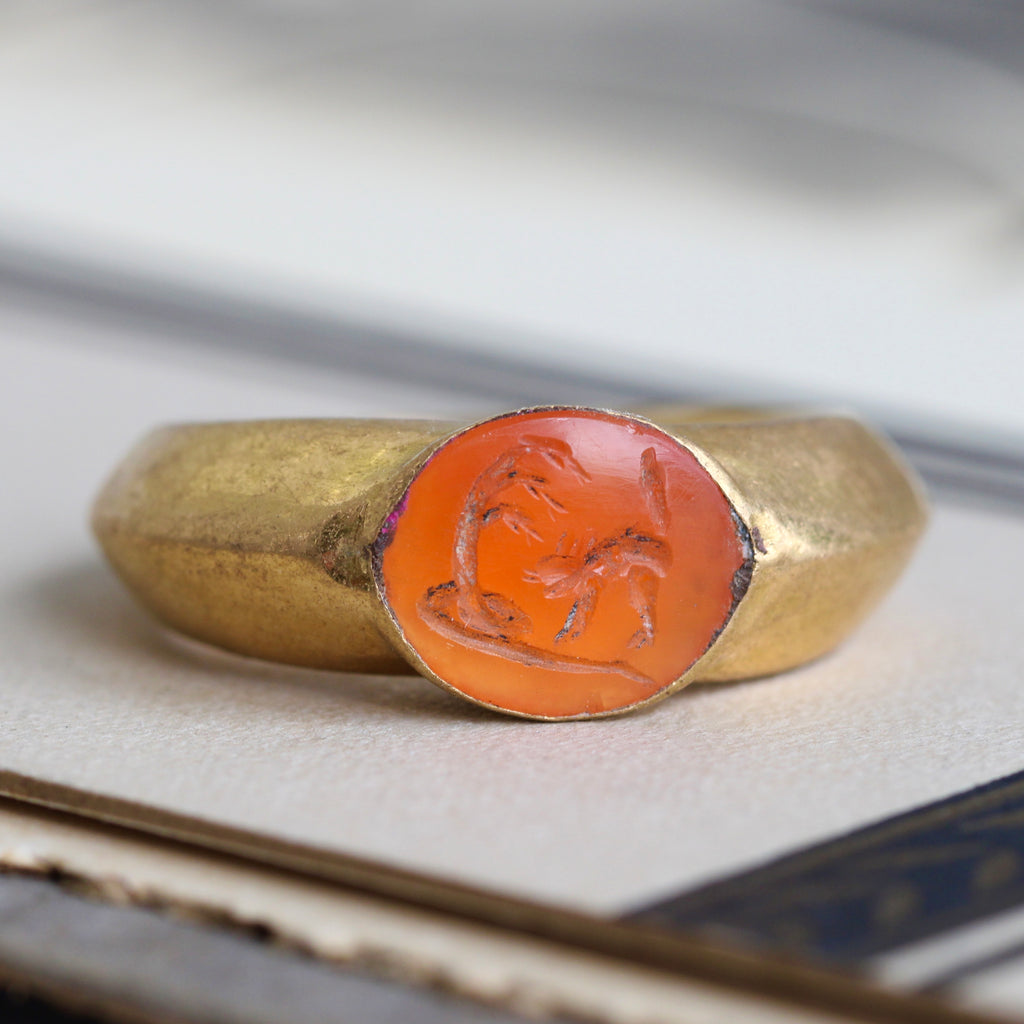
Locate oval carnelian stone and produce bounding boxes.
[375,409,751,718]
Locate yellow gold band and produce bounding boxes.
[92,407,927,719]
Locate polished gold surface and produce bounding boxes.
[92,408,928,717]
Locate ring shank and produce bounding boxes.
[92,410,927,686]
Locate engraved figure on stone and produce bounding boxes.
[418,437,672,684]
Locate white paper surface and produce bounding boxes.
[2,312,1023,916]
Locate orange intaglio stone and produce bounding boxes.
[375,409,752,718]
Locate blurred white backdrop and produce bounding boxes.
[1,1,1022,435]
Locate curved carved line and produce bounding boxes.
[416,595,659,689]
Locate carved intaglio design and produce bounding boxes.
[380,408,748,717]
[418,437,673,685]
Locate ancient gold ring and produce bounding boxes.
[92,406,928,721]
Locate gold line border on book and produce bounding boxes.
[0,771,1005,1024]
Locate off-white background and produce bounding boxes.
[2,311,1023,917]
[2,2,1023,437]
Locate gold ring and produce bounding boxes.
[92,406,927,720]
